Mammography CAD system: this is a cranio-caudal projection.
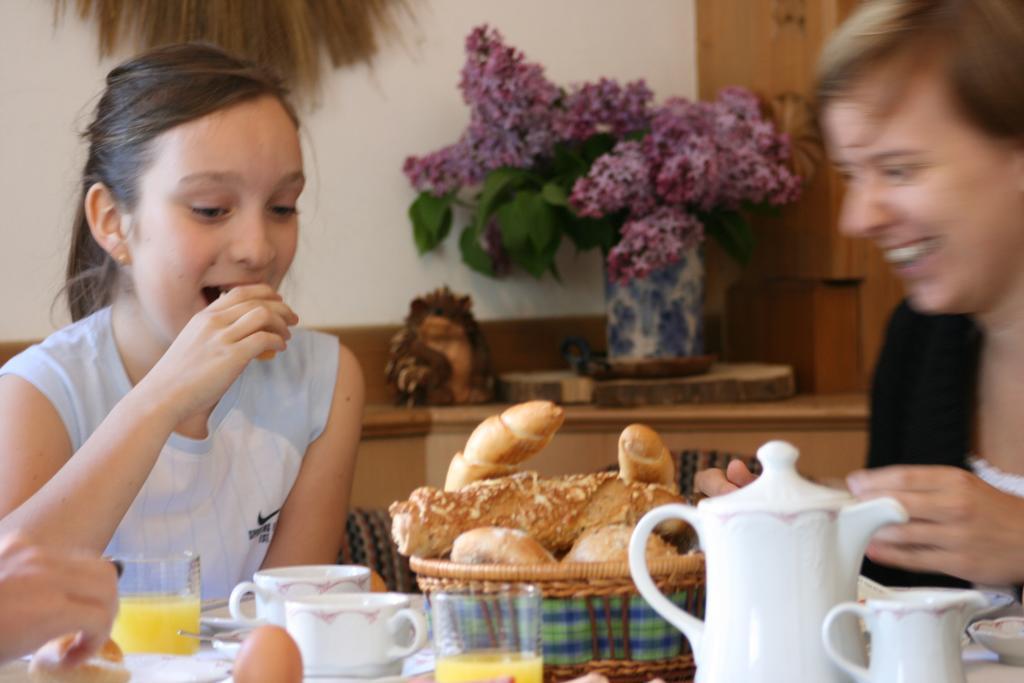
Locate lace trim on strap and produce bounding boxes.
[970,455,1024,498]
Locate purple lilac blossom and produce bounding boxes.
[605,207,704,284]
[403,25,801,283]
[552,78,653,141]
[404,25,560,195]
[568,141,655,218]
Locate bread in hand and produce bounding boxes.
[391,471,688,558]
[561,523,679,563]
[451,527,556,564]
[29,635,130,683]
[617,424,677,491]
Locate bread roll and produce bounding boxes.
[390,471,688,558]
[29,635,130,683]
[444,401,565,490]
[464,401,565,466]
[444,452,518,492]
[617,424,676,491]
[562,523,679,563]
[451,527,556,564]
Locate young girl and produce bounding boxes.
[698,0,1024,590]
[0,43,364,599]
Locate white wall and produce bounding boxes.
[0,0,696,340]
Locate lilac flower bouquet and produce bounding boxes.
[404,25,801,284]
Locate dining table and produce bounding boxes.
[0,596,1020,682]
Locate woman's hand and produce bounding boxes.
[847,465,1024,584]
[141,284,298,423]
[694,460,758,497]
[0,533,119,665]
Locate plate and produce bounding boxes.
[125,654,232,682]
[0,655,232,683]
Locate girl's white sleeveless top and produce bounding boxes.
[0,307,339,599]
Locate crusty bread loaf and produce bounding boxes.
[390,471,688,558]
[617,424,676,491]
[562,523,680,563]
[451,527,556,564]
[29,635,130,683]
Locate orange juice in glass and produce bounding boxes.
[431,585,542,683]
[111,552,200,654]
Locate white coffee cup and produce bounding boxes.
[285,592,427,677]
[228,564,370,626]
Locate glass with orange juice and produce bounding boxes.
[110,552,201,654]
[431,584,542,683]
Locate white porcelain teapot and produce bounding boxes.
[629,440,908,683]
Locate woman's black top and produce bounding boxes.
[862,299,978,588]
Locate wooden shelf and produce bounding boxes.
[362,393,867,438]
[354,394,869,509]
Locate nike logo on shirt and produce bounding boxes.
[257,508,281,526]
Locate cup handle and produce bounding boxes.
[228,581,265,626]
[822,602,872,683]
[386,608,428,661]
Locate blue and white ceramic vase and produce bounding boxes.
[604,247,704,359]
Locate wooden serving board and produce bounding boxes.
[497,371,595,404]
[593,362,794,407]
[498,363,794,406]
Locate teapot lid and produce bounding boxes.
[701,440,852,513]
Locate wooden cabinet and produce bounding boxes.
[352,395,869,509]
[696,0,904,392]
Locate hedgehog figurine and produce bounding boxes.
[385,287,494,406]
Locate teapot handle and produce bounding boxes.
[822,602,872,683]
[629,504,706,664]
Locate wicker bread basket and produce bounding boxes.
[411,554,705,683]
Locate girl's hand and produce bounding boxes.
[847,465,1024,584]
[0,533,119,664]
[141,284,298,423]
[694,460,758,497]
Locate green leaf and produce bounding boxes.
[541,182,569,207]
[495,190,563,278]
[563,214,618,253]
[408,192,452,254]
[742,200,782,218]
[475,167,532,227]
[496,190,559,253]
[509,229,562,278]
[581,133,617,163]
[703,210,755,265]
[550,143,588,177]
[458,225,495,277]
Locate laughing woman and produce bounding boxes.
[698,0,1024,590]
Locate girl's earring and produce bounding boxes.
[115,249,131,266]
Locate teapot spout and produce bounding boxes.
[837,497,908,584]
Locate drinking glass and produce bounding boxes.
[431,584,542,683]
[110,552,201,654]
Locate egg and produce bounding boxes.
[233,625,303,683]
